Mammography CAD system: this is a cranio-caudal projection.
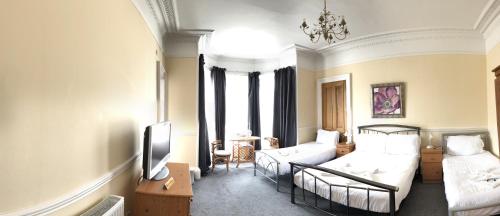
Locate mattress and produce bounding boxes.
[256,142,336,175]
[293,151,419,213]
[443,152,500,216]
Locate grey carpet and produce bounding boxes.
[191,163,448,216]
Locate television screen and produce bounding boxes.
[143,121,171,180]
[150,122,170,168]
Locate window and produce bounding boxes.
[259,73,274,149]
[225,73,249,144]
[205,70,274,149]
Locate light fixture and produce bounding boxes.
[300,0,349,44]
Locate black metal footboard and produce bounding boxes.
[254,151,281,191]
[290,162,399,216]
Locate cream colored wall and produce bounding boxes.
[166,57,198,166]
[487,44,500,156]
[317,54,487,147]
[0,0,161,214]
[297,68,318,144]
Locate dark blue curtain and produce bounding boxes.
[248,72,261,150]
[197,54,211,175]
[273,66,297,148]
[211,66,226,150]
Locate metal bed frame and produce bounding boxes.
[440,131,500,216]
[290,124,421,216]
[254,150,282,191]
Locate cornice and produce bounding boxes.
[313,28,485,69]
[131,0,179,50]
[157,0,178,32]
[476,0,500,52]
[475,0,500,34]
[317,28,483,55]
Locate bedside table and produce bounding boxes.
[336,143,355,158]
[421,147,443,183]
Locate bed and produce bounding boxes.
[290,124,421,216]
[442,132,500,216]
[254,129,339,191]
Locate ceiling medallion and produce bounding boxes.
[300,0,349,44]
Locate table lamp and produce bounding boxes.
[426,133,434,149]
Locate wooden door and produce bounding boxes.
[493,65,500,152]
[322,80,346,133]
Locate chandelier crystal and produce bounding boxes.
[300,0,349,44]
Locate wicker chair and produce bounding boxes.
[265,137,279,149]
[211,140,231,173]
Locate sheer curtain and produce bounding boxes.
[225,73,249,149]
[205,70,274,150]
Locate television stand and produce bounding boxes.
[135,163,193,216]
[152,166,169,180]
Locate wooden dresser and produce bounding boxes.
[421,147,443,183]
[336,142,355,157]
[135,162,193,216]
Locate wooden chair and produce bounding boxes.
[211,140,231,173]
[265,137,279,149]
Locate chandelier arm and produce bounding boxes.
[333,32,347,40]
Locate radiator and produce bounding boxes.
[80,195,124,216]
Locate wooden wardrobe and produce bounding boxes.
[494,65,500,151]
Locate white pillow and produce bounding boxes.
[386,134,420,156]
[355,134,387,153]
[446,135,484,156]
[316,129,340,145]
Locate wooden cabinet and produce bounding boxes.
[493,65,500,152]
[336,143,355,157]
[421,147,443,183]
[135,162,192,216]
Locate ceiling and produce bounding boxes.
[175,0,490,58]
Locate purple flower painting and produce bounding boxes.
[371,83,405,118]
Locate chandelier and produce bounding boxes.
[300,0,349,44]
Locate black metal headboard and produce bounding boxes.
[358,124,421,135]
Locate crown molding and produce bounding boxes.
[474,0,500,52]
[315,28,485,70]
[157,0,179,32]
[130,0,179,50]
[475,0,500,34]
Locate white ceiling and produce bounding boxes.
[175,0,490,58]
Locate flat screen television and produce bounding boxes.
[142,121,171,180]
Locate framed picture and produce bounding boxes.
[371,82,405,118]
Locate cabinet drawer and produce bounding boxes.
[422,153,443,162]
[337,148,349,154]
[422,163,442,179]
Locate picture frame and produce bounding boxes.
[371,82,405,118]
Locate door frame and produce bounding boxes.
[317,73,352,140]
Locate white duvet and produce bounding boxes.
[443,152,500,216]
[256,142,336,175]
[293,151,419,213]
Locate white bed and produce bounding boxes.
[290,124,421,215]
[257,141,336,175]
[293,151,419,213]
[443,151,500,216]
[254,129,339,191]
